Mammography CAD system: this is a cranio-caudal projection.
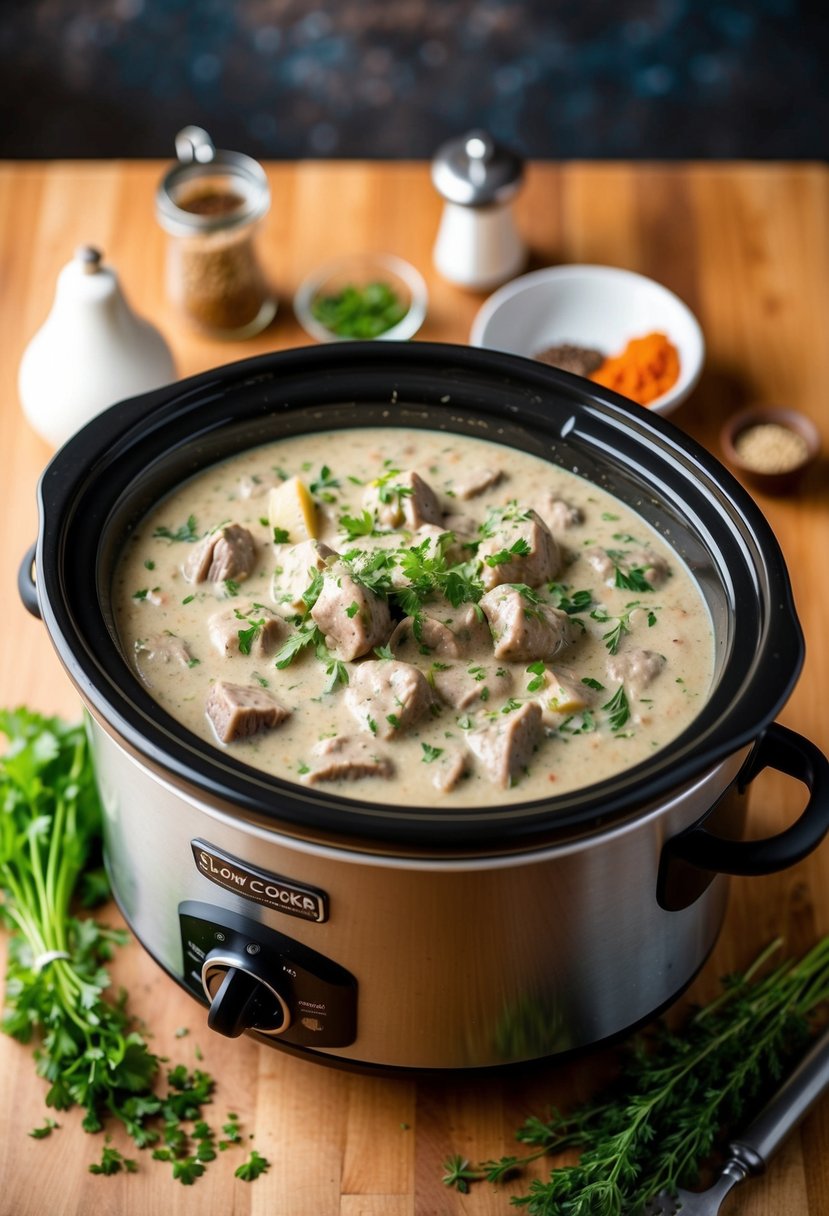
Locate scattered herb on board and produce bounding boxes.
[442,935,829,1212]
[311,281,407,339]
[0,709,268,1186]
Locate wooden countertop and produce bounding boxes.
[1,160,828,1215]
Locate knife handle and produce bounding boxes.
[728,1023,829,1174]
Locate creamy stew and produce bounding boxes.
[113,427,714,806]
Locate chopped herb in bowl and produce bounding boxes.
[294,252,428,343]
[310,281,408,339]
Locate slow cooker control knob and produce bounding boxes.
[202,955,290,1039]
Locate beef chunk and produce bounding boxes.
[302,735,393,785]
[363,469,442,530]
[206,681,290,743]
[431,662,512,711]
[134,633,194,685]
[391,603,491,662]
[135,633,193,667]
[478,509,561,591]
[271,539,338,616]
[606,648,666,699]
[310,568,392,661]
[344,660,433,739]
[390,614,461,660]
[431,747,469,793]
[534,493,583,532]
[208,603,286,658]
[442,511,480,540]
[585,547,669,590]
[184,524,257,585]
[481,587,576,662]
[467,702,543,788]
[453,468,504,500]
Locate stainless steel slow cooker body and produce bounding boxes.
[22,342,829,1071]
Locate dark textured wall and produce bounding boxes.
[3,0,827,160]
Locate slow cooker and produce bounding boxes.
[19,343,829,1070]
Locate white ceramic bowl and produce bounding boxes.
[294,252,428,344]
[469,264,705,415]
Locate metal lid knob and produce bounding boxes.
[431,129,524,207]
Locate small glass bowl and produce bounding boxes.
[293,252,428,344]
[720,406,820,495]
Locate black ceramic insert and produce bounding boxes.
[30,342,803,851]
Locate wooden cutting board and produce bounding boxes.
[0,160,828,1215]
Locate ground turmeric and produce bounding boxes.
[589,331,680,405]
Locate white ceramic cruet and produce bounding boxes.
[18,245,176,448]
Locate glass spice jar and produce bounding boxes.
[156,126,276,339]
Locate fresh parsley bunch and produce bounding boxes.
[0,708,159,1129]
[0,708,271,1185]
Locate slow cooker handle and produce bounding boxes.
[18,543,41,619]
[668,723,829,879]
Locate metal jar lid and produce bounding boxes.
[431,129,524,207]
[155,126,271,237]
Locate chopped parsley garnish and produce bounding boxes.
[525,660,547,692]
[345,602,360,618]
[581,677,605,691]
[143,559,155,571]
[237,620,263,656]
[374,644,395,660]
[274,622,322,668]
[272,526,291,544]
[395,534,484,609]
[602,685,631,732]
[484,537,531,567]
[28,1118,59,1139]
[615,566,654,593]
[548,583,593,615]
[421,743,444,763]
[478,500,531,538]
[235,1149,271,1182]
[132,588,149,601]
[605,550,655,593]
[153,514,200,543]
[89,1144,138,1176]
[500,697,522,715]
[591,601,661,654]
[309,465,340,502]
[223,578,240,597]
[338,509,376,540]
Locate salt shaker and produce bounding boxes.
[156,126,276,338]
[431,130,526,290]
[18,246,176,448]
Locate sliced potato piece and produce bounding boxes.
[268,476,318,542]
[534,667,590,726]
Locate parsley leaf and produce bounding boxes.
[421,742,444,763]
[153,514,200,543]
[235,1149,271,1182]
[602,685,631,731]
[484,537,531,567]
[525,660,547,692]
[338,509,376,540]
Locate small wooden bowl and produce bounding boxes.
[720,406,820,495]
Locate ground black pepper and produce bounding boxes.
[534,342,605,377]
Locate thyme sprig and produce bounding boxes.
[442,935,829,1214]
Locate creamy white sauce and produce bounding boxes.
[113,427,714,807]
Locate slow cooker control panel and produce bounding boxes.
[179,900,357,1049]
